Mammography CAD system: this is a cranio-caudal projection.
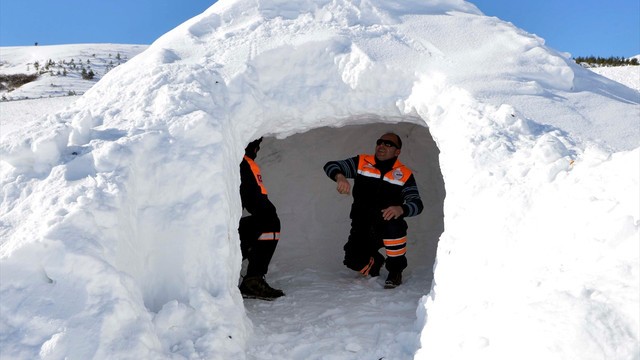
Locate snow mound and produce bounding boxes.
[1,0,638,359]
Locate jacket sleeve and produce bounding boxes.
[401,174,423,217]
[323,155,359,180]
[240,159,274,215]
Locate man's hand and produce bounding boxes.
[335,174,351,195]
[381,206,403,220]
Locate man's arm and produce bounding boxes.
[400,174,423,217]
[323,156,358,179]
[323,156,359,195]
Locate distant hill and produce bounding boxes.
[0,44,147,100]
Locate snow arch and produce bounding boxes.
[237,119,445,357]
[254,121,444,281]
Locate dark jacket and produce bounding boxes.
[324,154,423,222]
[240,155,277,217]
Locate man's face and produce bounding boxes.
[375,134,401,161]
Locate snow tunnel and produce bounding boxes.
[241,119,445,296]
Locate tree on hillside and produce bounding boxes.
[573,55,639,67]
[81,68,95,80]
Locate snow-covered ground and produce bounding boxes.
[0,96,78,136]
[589,66,640,92]
[1,0,639,359]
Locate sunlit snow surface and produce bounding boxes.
[1,0,639,359]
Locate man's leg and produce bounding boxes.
[245,232,279,277]
[344,222,384,276]
[239,210,284,299]
[380,219,408,288]
[238,216,260,260]
[245,211,280,278]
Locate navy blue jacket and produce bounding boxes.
[324,154,423,222]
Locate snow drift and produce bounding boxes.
[1,0,638,359]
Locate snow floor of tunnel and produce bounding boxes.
[240,121,444,359]
[243,264,432,359]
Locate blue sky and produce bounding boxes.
[472,0,639,57]
[1,0,638,57]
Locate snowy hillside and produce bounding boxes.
[589,65,640,92]
[0,43,147,100]
[1,1,639,359]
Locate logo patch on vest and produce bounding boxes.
[392,168,404,180]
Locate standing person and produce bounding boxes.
[238,137,284,300]
[323,133,423,288]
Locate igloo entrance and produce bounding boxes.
[255,121,445,280]
[240,120,445,356]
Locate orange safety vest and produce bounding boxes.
[243,155,268,195]
[356,154,412,186]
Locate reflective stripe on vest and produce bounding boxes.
[244,155,268,195]
[356,154,412,186]
[258,232,280,241]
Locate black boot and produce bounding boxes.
[240,275,285,300]
[384,271,402,289]
[369,252,385,277]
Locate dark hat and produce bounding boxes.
[245,137,263,156]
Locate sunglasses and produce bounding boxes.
[376,138,399,148]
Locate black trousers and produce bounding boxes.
[238,211,280,277]
[343,217,408,274]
